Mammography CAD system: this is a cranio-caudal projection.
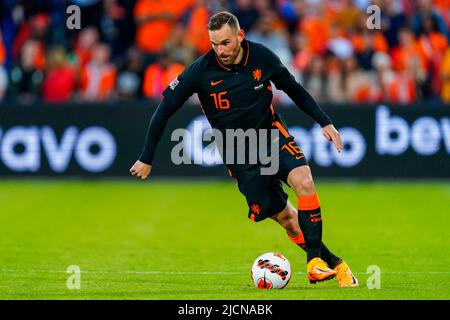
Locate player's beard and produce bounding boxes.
[219,43,243,65]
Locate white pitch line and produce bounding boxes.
[1,269,450,275]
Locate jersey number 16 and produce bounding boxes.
[210,91,230,109]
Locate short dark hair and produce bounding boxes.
[207,11,240,31]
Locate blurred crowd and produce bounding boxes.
[0,0,449,106]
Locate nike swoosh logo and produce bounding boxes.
[295,155,304,160]
[211,80,223,86]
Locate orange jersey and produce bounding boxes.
[186,6,211,55]
[80,63,117,100]
[134,0,194,53]
[143,62,185,98]
[391,42,428,72]
[0,34,5,65]
[299,17,331,55]
[441,48,450,102]
[351,31,389,53]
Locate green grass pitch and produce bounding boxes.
[0,180,449,299]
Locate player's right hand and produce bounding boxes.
[129,160,152,180]
[321,124,343,153]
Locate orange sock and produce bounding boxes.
[298,193,320,211]
[297,193,322,261]
[287,232,306,249]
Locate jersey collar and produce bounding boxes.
[214,39,250,72]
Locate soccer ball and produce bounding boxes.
[251,252,291,289]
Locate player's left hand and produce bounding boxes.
[321,124,343,153]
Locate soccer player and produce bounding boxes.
[130,12,358,287]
